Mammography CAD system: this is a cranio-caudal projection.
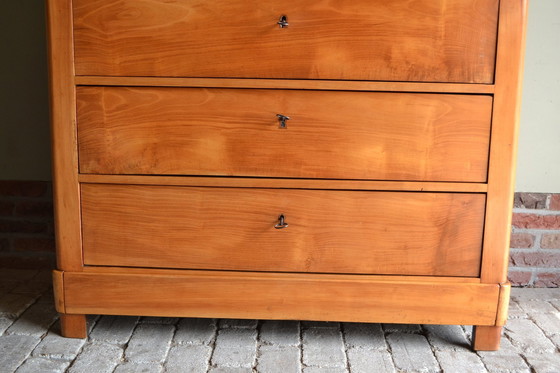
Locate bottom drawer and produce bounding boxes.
[81,184,485,276]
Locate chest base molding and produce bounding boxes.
[54,269,504,327]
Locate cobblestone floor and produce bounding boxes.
[0,269,559,373]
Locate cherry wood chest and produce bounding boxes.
[47,0,527,350]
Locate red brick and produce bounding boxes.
[550,194,560,211]
[13,238,55,252]
[510,233,535,248]
[534,272,560,288]
[510,252,560,268]
[508,270,532,286]
[514,193,549,209]
[0,201,15,216]
[541,234,560,249]
[14,200,54,218]
[511,213,560,229]
[0,181,48,198]
[0,219,48,234]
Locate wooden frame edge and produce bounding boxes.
[481,0,528,284]
[46,0,83,271]
[52,270,66,313]
[495,281,512,326]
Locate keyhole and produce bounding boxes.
[276,114,290,129]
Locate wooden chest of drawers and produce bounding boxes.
[47,0,527,350]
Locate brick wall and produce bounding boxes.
[0,181,56,268]
[1,181,559,286]
[508,193,560,287]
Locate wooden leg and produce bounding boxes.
[472,325,502,351]
[60,314,87,339]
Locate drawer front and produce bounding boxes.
[77,87,492,182]
[73,0,498,83]
[81,184,485,276]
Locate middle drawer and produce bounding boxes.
[77,87,492,182]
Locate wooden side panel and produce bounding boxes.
[481,0,528,283]
[81,184,486,276]
[46,0,83,271]
[77,87,492,182]
[63,271,500,325]
[73,0,499,83]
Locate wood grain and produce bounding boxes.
[63,270,499,325]
[60,314,87,339]
[77,87,492,182]
[52,270,65,313]
[496,282,511,326]
[48,0,527,346]
[74,76,496,94]
[481,0,528,284]
[78,174,488,193]
[46,0,83,271]
[81,184,485,276]
[73,0,499,83]
[473,325,503,351]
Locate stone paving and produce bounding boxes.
[0,269,559,373]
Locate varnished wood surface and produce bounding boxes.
[46,0,83,271]
[48,0,527,347]
[60,314,87,339]
[78,174,489,193]
[73,0,499,83]
[481,0,528,284]
[473,325,503,351]
[52,270,65,313]
[77,87,492,182]
[81,184,485,276]
[74,76,496,94]
[496,282,511,326]
[62,270,499,326]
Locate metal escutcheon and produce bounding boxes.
[274,214,289,229]
[276,114,290,128]
[277,15,289,28]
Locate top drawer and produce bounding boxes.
[73,0,499,83]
